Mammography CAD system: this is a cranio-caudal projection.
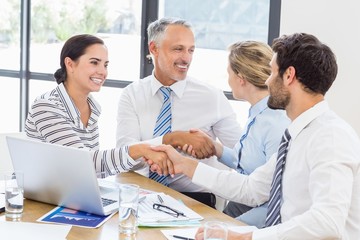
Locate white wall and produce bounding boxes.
[280,0,360,135]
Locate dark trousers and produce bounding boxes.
[223,201,252,217]
[223,201,267,228]
[181,192,216,209]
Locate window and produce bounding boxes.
[30,0,143,81]
[0,0,20,71]
[0,0,280,146]
[160,0,271,91]
[0,0,20,132]
[0,77,20,133]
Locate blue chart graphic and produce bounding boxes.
[42,207,109,228]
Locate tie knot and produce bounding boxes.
[160,86,171,99]
[283,129,291,142]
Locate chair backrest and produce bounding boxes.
[0,132,26,174]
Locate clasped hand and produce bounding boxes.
[178,128,216,159]
[142,146,175,177]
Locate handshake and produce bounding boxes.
[141,128,221,177]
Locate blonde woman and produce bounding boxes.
[180,41,290,227]
[218,41,290,227]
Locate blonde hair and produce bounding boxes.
[228,41,272,89]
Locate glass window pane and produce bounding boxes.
[28,79,56,104]
[159,0,270,92]
[30,0,142,81]
[0,0,20,70]
[92,86,123,149]
[0,77,20,133]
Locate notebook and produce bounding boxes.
[6,136,119,216]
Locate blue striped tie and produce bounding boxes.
[237,117,256,173]
[265,129,291,227]
[149,87,172,185]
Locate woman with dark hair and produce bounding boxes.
[25,34,173,176]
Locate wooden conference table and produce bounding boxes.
[1,172,246,239]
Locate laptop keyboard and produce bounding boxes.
[102,198,116,207]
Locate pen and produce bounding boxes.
[157,194,164,203]
[138,196,146,203]
[171,235,195,240]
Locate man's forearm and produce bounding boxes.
[162,131,184,147]
[181,158,198,179]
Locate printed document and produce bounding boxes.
[138,192,203,227]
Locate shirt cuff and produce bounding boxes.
[123,145,143,167]
[153,136,163,145]
[139,136,163,146]
[219,146,237,168]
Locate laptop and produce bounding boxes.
[6,135,119,216]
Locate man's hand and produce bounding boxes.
[164,129,215,159]
[180,136,224,159]
[129,144,174,176]
[151,144,198,178]
[148,160,174,177]
[142,147,174,177]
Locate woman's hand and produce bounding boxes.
[151,144,199,178]
[142,147,174,176]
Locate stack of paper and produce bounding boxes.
[138,192,203,227]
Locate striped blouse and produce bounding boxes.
[25,83,141,175]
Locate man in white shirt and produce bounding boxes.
[153,33,360,239]
[116,18,241,207]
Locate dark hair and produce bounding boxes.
[54,34,104,84]
[272,33,338,95]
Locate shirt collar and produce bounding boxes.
[150,73,187,98]
[56,83,101,126]
[87,95,102,126]
[248,95,269,118]
[288,100,329,140]
[57,83,79,123]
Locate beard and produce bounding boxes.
[268,93,290,110]
[267,76,290,110]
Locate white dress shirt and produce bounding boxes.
[192,101,360,239]
[116,74,241,192]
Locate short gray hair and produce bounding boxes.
[147,17,192,45]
